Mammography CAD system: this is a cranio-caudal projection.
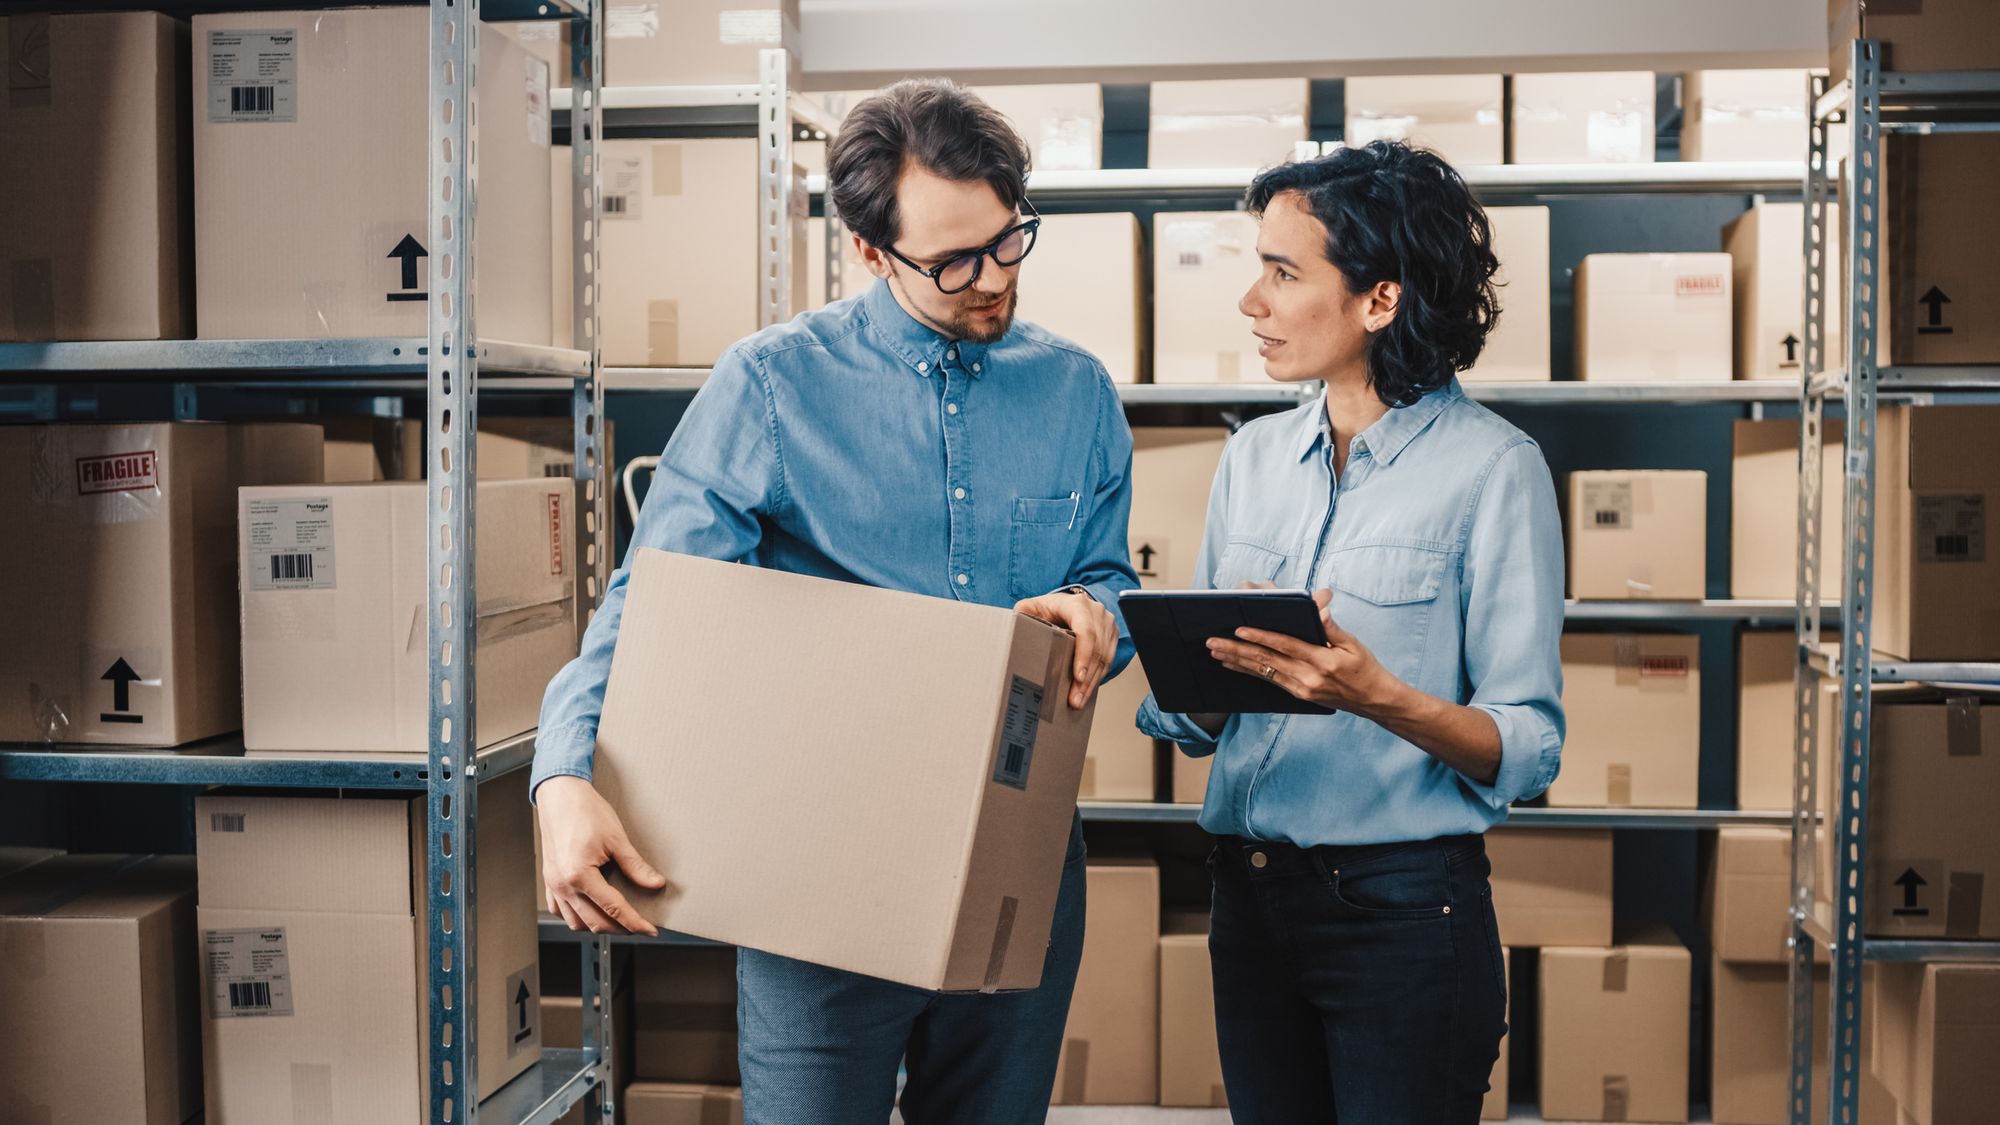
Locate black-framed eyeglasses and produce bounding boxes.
[881,200,1041,295]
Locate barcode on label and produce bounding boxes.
[1593,510,1623,526]
[604,196,629,215]
[1177,251,1203,267]
[1935,534,1971,558]
[269,553,314,583]
[229,981,274,1010]
[1004,743,1028,778]
[231,86,276,114]
[210,813,246,833]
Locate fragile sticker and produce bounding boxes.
[1582,479,1634,530]
[75,450,159,496]
[205,927,296,1018]
[525,55,552,148]
[1675,272,1727,298]
[207,30,299,124]
[246,497,337,591]
[1917,494,1985,564]
[992,676,1043,790]
[548,491,566,577]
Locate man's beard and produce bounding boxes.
[943,287,1018,343]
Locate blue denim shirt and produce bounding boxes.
[532,280,1139,793]
[1138,380,1566,846]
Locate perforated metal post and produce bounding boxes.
[426,0,480,1120]
[823,197,846,306]
[757,48,796,328]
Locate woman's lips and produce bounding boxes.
[1255,332,1285,357]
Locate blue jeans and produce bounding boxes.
[1209,833,1507,1125]
[736,815,1087,1125]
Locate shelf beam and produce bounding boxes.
[0,339,590,380]
[0,731,537,789]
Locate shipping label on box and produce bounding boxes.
[1565,470,1707,601]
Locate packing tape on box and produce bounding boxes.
[291,1061,333,1124]
[27,683,72,742]
[1601,948,1629,992]
[1946,872,1984,937]
[1602,1074,1631,1122]
[980,894,1019,994]
[647,300,680,366]
[1041,638,1067,723]
[1947,696,1982,757]
[8,259,55,338]
[1151,111,1307,134]
[1606,763,1633,807]
[718,9,787,46]
[651,143,683,196]
[1077,757,1096,796]
[607,1,659,39]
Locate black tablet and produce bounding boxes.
[1118,589,1335,715]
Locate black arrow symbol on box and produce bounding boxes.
[1917,286,1952,335]
[1782,334,1800,363]
[1136,544,1158,574]
[387,234,428,302]
[101,658,142,724]
[1891,867,1929,915]
[513,979,533,1041]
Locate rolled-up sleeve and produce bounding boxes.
[530,347,784,799]
[1063,370,1141,678]
[1456,437,1566,808]
[1135,434,1235,755]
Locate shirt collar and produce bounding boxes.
[859,277,994,378]
[1291,378,1464,466]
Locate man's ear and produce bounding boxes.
[855,236,893,281]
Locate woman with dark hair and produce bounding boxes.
[1137,141,1567,1123]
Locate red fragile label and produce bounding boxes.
[1639,655,1691,678]
[76,451,159,495]
[548,492,566,577]
[1676,274,1726,297]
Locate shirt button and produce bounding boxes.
[947,348,958,361]
[1250,851,1268,869]
[956,573,969,586]
[947,402,959,415]
[972,362,982,373]
[953,487,966,500]
[918,361,929,373]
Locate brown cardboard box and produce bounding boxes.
[1707,828,1824,965]
[1738,629,1841,813]
[1015,213,1146,383]
[1053,858,1160,1105]
[593,550,1093,991]
[603,0,797,86]
[0,847,62,880]
[1463,205,1552,382]
[1511,72,1657,164]
[1862,691,2000,940]
[1684,71,1813,163]
[625,1083,743,1125]
[1731,418,1846,602]
[1148,79,1309,170]
[1881,136,2000,365]
[1725,202,1848,381]
[1080,668,1157,802]
[1486,828,1614,947]
[1872,405,2000,662]
[1172,751,1213,804]
[1576,253,1734,381]
[1158,913,1225,1108]
[319,416,424,483]
[196,774,541,1123]
[970,84,1103,172]
[1152,211,1263,383]
[1483,947,1512,1121]
[1712,957,1825,1125]
[1870,962,2000,1125]
[0,12,190,342]
[1829,0,2000,82]
[634,946,739,1084]
[1552,633,1702,808]
[1566,469,1707,600]
[238,479,578,755]
[805,216,877,309]
[1540,937,1692,1124]
[1344,75,1505,166]
[192,10,552,344]
[0,422,322,745]
[0,854,199,1125]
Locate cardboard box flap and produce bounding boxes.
[195,794,414,915]
[0,854,186,919]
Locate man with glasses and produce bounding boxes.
[532,79,1138,1123]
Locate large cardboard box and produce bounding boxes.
[1870,962,2000,1125]
[1152,211,1264,383]
[1708,827,1824,965]
[593,550,1093,991]
[1015,212,1146,383]
[970,84,1103,172]
[1080,668,1157,802]
[1871,405,2000,662]
[1731,418,1846,602]
[1158,913,1225,1109]
[1052,858,1160,1105]
[238,478,578,755]
[805,216,877,309]
[603,0,797,86]
[1725,202,1848,381]
[1566,469,1707,601]
[1486,828,1614,948]
[1684,71,1813,163]
[1575,253,1734,382]
[1881,136,2000,365]
[1829,0,2000,82]
[1552,633,1702,808]
[1862,691,2000,940]
[320,416,424,483]
[192,10,552,343]
[1463,205,1552,382]
[633,946,739,1085]
[195,776,541,1124]
[0,422,322,745]
[1539,937,1691,1124]
[1738,628,1841,812]
[625,1083,743,1125]
[1148,79,1309,170]
[1483,946,1512,1121]
[0,12,191,342]
[1172,751,1213,804]
[1344,75,1505,166]
[1511,72,1657,164]
[1712,958,1827,1125]
[0,854,199,1125]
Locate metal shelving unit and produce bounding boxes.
[1080,801,1792,829]
[1786,47,2000,1125]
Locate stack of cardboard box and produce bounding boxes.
[1053,857,1161,1105]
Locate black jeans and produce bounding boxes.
[1208,833,1507,1125]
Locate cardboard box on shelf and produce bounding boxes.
[319,416,424,483]
[1737,628,1840,812]
[1483,947,1512,1121]
[238,478,577,755]
[1712,958,1830,1125]
[1015,212,1147,383]
[633,945,739,1084]
[1152,211,1264,384]
[1158,912,1225,1108]
[1575,253,1734,382]
[1511,72,1657,164]
[1566,469,1707,601]
[1862,690,2000,940]
[1148,79,1309,170]
[0,847,62,880]
[1707,827,1825,965]
[1731,418,1846,602]
[1,12,191,342]
[1344,75,1505,166]
[1881,136,2000,366]
[0,854,199,1125]
[1172,751,1213,805]
[1463,205,1552,383]
[1870,962,2000,1125]
[805,216,877,309]
[1539,936,1691,1125]
[1486,828,1614,948]
[1052,857,1160,1106]
[1551,633,1702,809]
[969,84,1103,171]
[0,422,322,745]
[1829,0,2000,82]
[1080,667,1156,802]
[1725,201,1846,381]
[592,550,1093,991]
[195,774,541,1124]
[603,0,797,86]
[192,9,552,344]
[1872,404,2000,662]
[625,1083,743,1125]
[1684,71,1813,163]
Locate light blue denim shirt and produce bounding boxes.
[1138,380,1565,846]
[532,279,1139,793]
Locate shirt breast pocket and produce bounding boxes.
[1325,542,1451,683]
[1009,496,1080,601]
[1211,540,1288,590]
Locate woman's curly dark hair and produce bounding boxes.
[1245,141,1502,408]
